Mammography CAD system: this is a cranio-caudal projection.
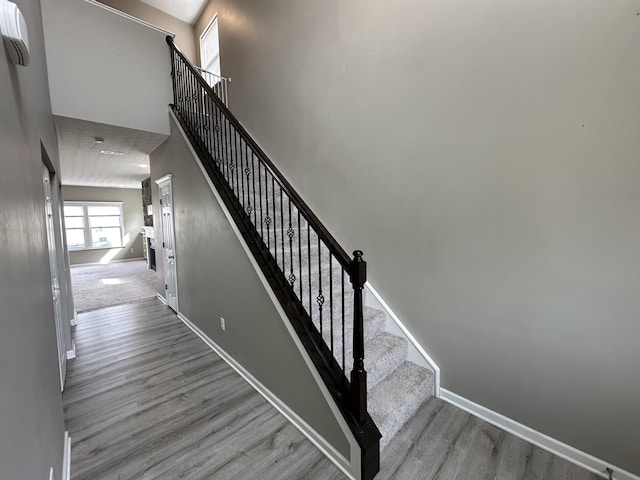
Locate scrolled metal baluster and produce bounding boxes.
[287,199,295,287]
[317,239,323,336]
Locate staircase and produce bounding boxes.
[166,37,434,478]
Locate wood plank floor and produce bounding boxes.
[64,298,601,480]
[64,299,345,480]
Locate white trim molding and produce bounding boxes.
[440,389,640,480]
[83,0,174,37]
[66,341,76,360]
[176,312,356,480]
[70,309,77,327]
[62,431,71,480]
[70,257,145,267]
[156,293,167,305]
[365,282,441,397]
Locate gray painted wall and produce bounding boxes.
[97,0,197,63]
[41,0,172,135]
[149,117,351,459]
[63,185,144,265]
[195,0,640,474]
[0,0,67,477]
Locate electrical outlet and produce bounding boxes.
[220,317,226,331]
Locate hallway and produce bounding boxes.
[63,299,345,479]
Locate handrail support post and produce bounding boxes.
[350,250,368,425]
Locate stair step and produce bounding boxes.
[364,333,408,392]
[368,361,434,451]
[324,306,386,368]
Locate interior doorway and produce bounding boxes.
[43,164,67,390]
[156,174,178,312]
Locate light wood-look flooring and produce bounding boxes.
[64,298,600,480]
[64,299,344,480]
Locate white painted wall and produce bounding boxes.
[41,0,172,135]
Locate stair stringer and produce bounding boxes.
[168,108,362,480]
[364,283,441,397]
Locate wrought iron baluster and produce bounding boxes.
[251,152,257,227]
[298,210,302,301]
[272,177,277,265]
[280,188,285,275]
[264,167,271,249]
[236,133,244,206]
[317,238,323,336]
[258,162,264,239]
[342,269,346,373]
[329,254,334,355]
[307,222,312,321]
[213,104,223,175]
[243,143,252,217]
[287,199,295,287]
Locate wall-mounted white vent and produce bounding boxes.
[0,0,29,66]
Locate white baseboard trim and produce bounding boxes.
[61,431,71,480]
[176,311,355,480]
[66,341,76,360]
[440,389,639,480]
[70,257,145,267]
[70,309,77,327]
[156,293,167,305]
[365,283,440,397]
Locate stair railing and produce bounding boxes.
[194,65,229,106]
[167,37,381,479]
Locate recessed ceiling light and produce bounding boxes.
[94,136,104,144]
[100,150,124,156]
[137,163,148,168]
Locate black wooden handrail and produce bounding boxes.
[166,36,380,480]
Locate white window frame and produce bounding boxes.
[64,201,125,251]
[200,14,221,83]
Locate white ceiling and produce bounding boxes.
[54,116,167,189]
[139,0,209,25]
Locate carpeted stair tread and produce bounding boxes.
[316,306,386,366]
[364,333,408,392]
[369,361,434,451]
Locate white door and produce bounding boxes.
[157,176,178,311]
[43,166,66,390]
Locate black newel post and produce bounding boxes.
[350,250,368,425]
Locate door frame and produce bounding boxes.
[155,174,179,312]
[43,164,67,390]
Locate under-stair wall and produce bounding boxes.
[149,114,356,474]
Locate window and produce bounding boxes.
[200,15,221,86]
[64,202,124,250]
